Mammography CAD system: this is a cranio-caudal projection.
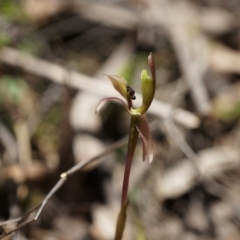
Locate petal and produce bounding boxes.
[104,74,129,101]
[148,53,156,89]
[135,54,156,114]
[138,69,154,114]
[95,97,130,114]
[135,115,154,163]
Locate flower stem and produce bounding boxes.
[121,115,139,208]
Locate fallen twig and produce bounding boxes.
[0,47,200,129]
[0,136,127,238]
[155,146,240,200]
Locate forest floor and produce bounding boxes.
[1,0,240,239]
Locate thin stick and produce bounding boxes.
[34,178,66,220]
[0,47,199,129]
[0,119,161,238]
[0,136,128,239]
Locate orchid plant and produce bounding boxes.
[96,53,156,240]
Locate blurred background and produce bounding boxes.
[1,0,240,239]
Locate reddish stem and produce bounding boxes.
[121,116,139,208]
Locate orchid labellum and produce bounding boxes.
[96,53,156,240]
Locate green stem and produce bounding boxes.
[121,115,139,208]
[114,201,128,240]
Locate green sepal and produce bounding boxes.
[105,74,128,101]
[137,70,154,114]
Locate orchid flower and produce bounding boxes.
[96,53,156,240]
